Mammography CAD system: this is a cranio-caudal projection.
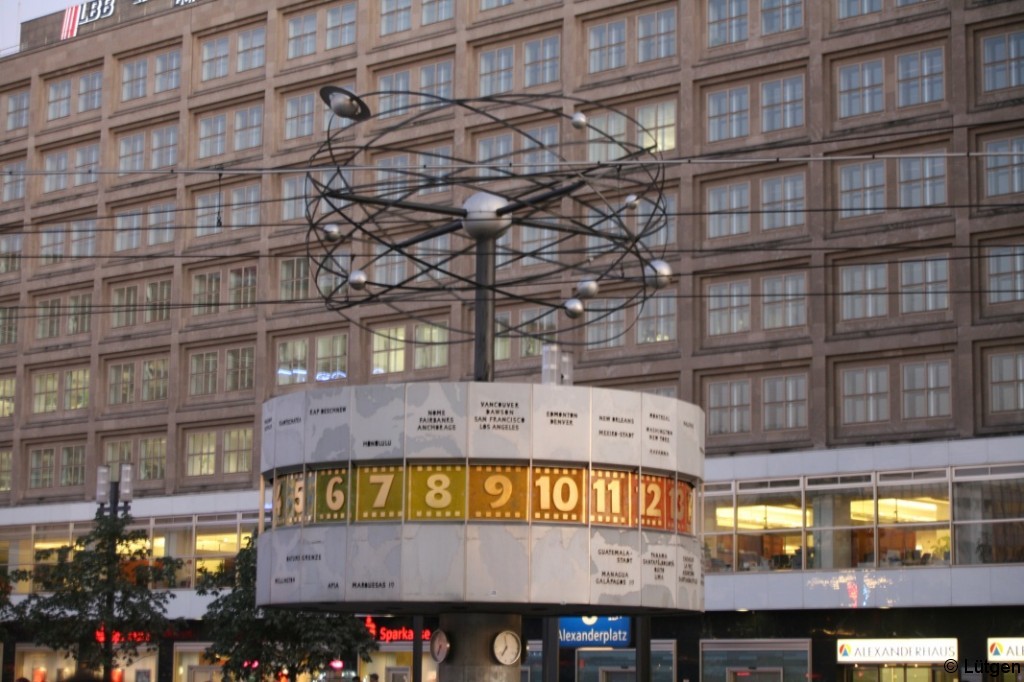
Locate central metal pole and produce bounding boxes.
[473,235,496,382]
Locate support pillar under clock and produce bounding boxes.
[437,613,521,682]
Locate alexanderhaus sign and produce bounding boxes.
[836,639,958,664]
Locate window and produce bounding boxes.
[902,360,951,419]
[378,71,411,117]
[708,86,749,142]
[238,26,266,70]
[155,49,182,93]
[480,47,514,96]
[2,160,26,202]
[840,263,887,320]
[118,131,145,174]
[31,367,90,415]
[763,374,807,430]
[481,0,511,10]
[47,79,72,120]
[285,93,315,140]
[762,173,806,230]
[420,61,454,106]
[414,323,449,369]
[29,448,55,489]
[381,0,412,35]
[987,244,1024,305]
[0,233,22,274]
[279,257,310,300]
[199,114,227,159]
[842,366,889,424]
[839,161,885,217]
[121,58,148,101]
[142,358,169,401]
[276,331,349,385]
[226,346,255,391]
[708,183,749,238]
[982,29,1024,93]
[708,281,750,335]
[6,90,29,131]
[140,436,166,480]
[0,376,16,416]
[78,72,102,112]
[422,0,452,24]
[327,4,356,48]
[107,361,135,405]
[287,13,317,58]
[34,291,91,340]
[838,0,880,20]
[371,325,406,374]
[991,351,1024,413]
[899,156,945,207]
[586,299,626,349]
[145,280,172,323]
[900,257,948,313]
[281,175,307,221]
[525,37,560,87]
[59,445,85,487]
[151,124,178,169]
[115,209,143,252]
[984,135,1024,198]
[762,0,802,35]
[0,449,10,491]
[521,307,557,357]
[638,7,676,62]
[838,60,883,118]
[112,286,139,328]
[709,379,751,434]
[637,293,676,344]
[762,274,806,329]
[761,75,804,132]
[43,151,69,193]
[897,48,943,107]
[708,0,748,47]
[189,351,218,396]
[191,271,221,315]
[588,20,626,73]
[0,307,17,345]
[201,37,230,81]
[637,100,677,152]
[185,425,253,477]
[74,143,100,186]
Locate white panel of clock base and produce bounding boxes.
[274,392,307,470]
[298,525,347,602]
[405,382,468,459]
[590,527,641,606]
[400,524,465,601]
[306,386,352,464]
[676,534,704,611]
[344,524,402,601]
[465,524,530,603]
[640,530,677,609]
[529,525,590,605]
[266,526,302,604]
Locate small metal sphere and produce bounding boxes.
[564,298,585,319]
[462,192,513,239]
[624,194,640,210]
[322,224,342,242]
[645,259,673,289]
[347,269,368,290]
[571,112,588,130]
[576,279,600,299]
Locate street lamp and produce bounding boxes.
[96,463,133,682]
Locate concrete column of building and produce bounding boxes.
[437,613,522,682]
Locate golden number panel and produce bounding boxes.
[468,464,529,520]
[271,463,695,533]
[407,464,467,520]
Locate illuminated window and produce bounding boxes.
[372,326,406,374]
[226,346,255,392]
[29,447,55,488]
[189,351,218,396]
[520,308,556,357]
[637,293,676,344]
[59,445,85,487]
[0,376,15,417]
[140,436,166,480]
[279,257,310,300]
[414,323,449,369]
[186,431,217,476]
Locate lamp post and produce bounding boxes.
[96,463,134,682]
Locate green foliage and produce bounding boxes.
[12,505,183,674]
[197,535,375,681]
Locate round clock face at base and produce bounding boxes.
[492,630,521,665]
[430,629,450,663]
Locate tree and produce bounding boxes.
[13,505,182,682]
[197,535,375,681]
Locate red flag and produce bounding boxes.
[61,4,82,40]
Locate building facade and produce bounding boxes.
[1,0,1023,680]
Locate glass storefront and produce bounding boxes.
[701,640,810,682]
[844,665,956,682]
[16,645,158,682]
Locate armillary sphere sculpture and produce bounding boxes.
[305,89,673,380]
